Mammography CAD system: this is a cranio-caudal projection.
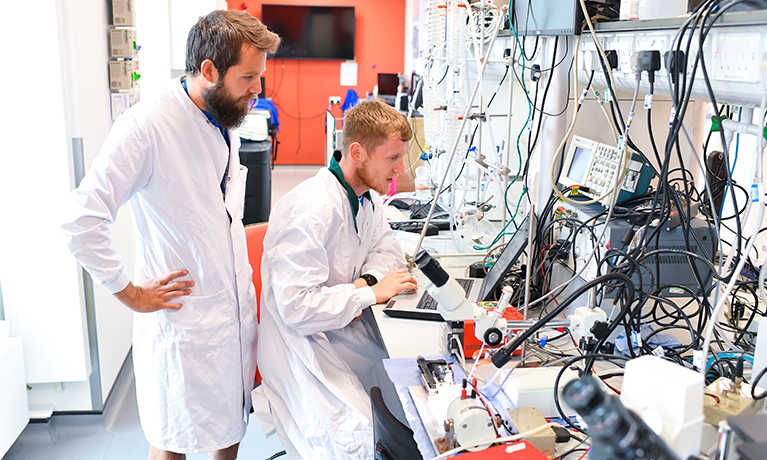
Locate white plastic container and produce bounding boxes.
[620,0,639,20]
[415,166,430,198]
[638,0,687,20]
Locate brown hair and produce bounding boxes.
[342,100,413,155]
[186,10,281,77]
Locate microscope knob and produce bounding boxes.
[483,327,503,347]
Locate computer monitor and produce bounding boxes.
[377,73,399,96]
[510,0,583,36]
[257,76,265,100]
[261,5,355,60]
[408,72,424,113]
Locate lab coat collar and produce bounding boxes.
[328,151,373,233]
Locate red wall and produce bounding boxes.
[229,1,407,165]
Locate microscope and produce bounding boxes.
[414,250,509,346]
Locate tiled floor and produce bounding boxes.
[3,165,323,460]
[3,354,286,460]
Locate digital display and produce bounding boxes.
[567,146,591,184]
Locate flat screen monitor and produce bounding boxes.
[261,5,355,60]
[478,214,530,301]
[409,72,424,112]
[378,73,399,96]
[510,0,583,36]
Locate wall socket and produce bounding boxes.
[329,96,341,105]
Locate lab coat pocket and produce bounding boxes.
[172,289,232,348]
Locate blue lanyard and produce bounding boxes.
[181,75,230,198]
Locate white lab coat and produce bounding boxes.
[252,168,405,459]
[61,78,257,453]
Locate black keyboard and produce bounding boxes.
[416,278,473,310]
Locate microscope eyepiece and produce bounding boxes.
[414,250,449,287]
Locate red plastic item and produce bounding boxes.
[452,440,549,459]
[461,302,524,358]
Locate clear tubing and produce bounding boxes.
[424,0,446,149]
[444,92,467,159]
[446,0,466,69]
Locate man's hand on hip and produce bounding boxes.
[371,269,417,304]
[114,269,195,313]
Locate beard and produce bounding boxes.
[356,158,390,195]
[202,78,251,130]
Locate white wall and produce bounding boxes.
[0,0,141,411]
[0,0,231,413]
[0,0,92,407]
[62,0,138,408]
[168,0,226,71]
[135,0,172,101]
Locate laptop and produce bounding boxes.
[383,214,531,321]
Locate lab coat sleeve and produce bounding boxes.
[61,115,153,294]
[359,197,407,281]
[265,212,376,336]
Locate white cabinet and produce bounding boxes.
[0,324,29,457]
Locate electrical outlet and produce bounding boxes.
[329,96,341,105]
[712,32,761,82]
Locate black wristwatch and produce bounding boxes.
[360,274,378,287]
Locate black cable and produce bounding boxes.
[552,353,631,434]
[492,273,635,368]
[751,366,767,400]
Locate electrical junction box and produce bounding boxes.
[505,407,556,455]
[704,377,765,426]
[109,27,137,59]
[110,88,139,120]
[112,0,135,26]
[109,60,139,90]
[500,366,579,418]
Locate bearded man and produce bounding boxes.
[61,10,280,460]
[252,100,418,459]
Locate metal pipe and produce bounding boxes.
[520,207,535,365]
[715,420,733,460]
[505,318,571,330]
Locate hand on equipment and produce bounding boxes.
[372,269,418,304]
[114,269,195,313]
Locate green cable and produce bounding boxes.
[474,186,528,251]
[504,2,531,221]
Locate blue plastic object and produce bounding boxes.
[341,89,359,112]
[253,98,279,132]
